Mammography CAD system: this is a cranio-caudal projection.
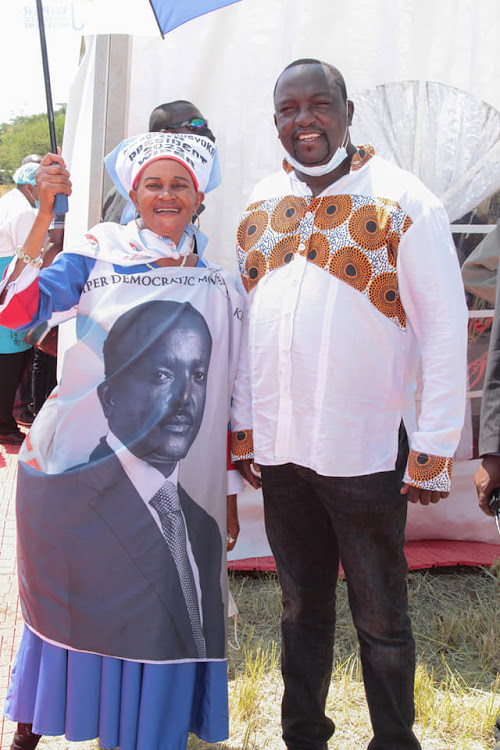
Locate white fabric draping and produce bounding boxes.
[350,81,500,222]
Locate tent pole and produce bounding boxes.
[87,35,131,228]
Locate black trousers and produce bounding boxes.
[0,351,30,433]
[261,434,421,750]
[31,349,57,415]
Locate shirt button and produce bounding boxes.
[305,212,313,219]
[298,243,305,252]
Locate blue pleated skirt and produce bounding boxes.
[5,626,228,749]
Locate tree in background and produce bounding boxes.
[0,107,65,185]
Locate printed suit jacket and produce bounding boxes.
[16,441,225,662]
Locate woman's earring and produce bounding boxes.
[134,211,143,231]
[190,213,200,234]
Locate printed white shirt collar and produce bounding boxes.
[106,430,178,501]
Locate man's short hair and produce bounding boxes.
[21,154,42,166]
[102,300,211,381]
[148,101,199,132]
[274,59,348,104]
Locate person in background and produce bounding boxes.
[0,162,39,444]
[21,155,42,167]
[461,220,500,305]
[472,222,500,750]
[233,58,468,750]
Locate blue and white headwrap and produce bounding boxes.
[105,132,221,201]
[13,163,39,186]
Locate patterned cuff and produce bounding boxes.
[403,450,453,492]
[230,429,254,462]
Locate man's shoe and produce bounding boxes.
[10,723,41,749]
[0,430,24,446]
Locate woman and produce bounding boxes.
[0,133,252,750]
[0,162,39,445]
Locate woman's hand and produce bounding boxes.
[235,458,262,489]
[227,494,240,551]
[36,153,72,217]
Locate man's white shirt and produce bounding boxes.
[236,151,468,487]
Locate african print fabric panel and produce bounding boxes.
[230,428,253,461]
[237,192,413,331]
[404,450,453,492]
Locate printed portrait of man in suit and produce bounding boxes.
[97,299,212,478]
[17,300,225,662]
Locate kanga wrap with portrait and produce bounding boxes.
[6,222,248,664]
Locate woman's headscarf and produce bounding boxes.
[13,163,39,186]
[104,132,221,202]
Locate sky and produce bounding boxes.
[0,0,186,126]
[0,3,84,125]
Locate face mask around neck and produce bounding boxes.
[284,108,350,178]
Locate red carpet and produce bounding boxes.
[228,539,500,572]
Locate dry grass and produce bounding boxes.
[35,564,500,749]
[189,563,500,750]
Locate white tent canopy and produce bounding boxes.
[59,0,500,557]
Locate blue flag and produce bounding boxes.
[149,0,242,36]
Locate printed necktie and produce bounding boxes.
[150,482,206,658]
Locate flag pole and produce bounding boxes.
[35,0,68,212]
[35,0,58,152]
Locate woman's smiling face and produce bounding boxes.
[129,159,204,246]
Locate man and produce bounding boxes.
[473,226,500,750]
[474,225,500,514]
[17,300,225,662]
[461,219,500,305]
[0,162,39,444]
[233,59,467,750]
[101,99,215,225]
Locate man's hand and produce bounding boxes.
[401,483,449,505]
[227,494,239,551]
[235,458,262,489]
[474,455,500,516]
